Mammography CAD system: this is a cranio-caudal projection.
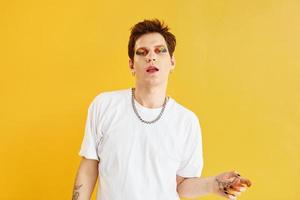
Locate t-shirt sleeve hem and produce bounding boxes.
[176,168,202,178]
[78,151,99,161]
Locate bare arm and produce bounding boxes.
[176,171,252,200]
[72,157,99,200]
[176,175,215,199]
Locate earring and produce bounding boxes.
[132,71,135,76]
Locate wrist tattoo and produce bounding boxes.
[72,184,83,200]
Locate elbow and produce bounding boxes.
[177,178,200,199]
[177,188,186,198]
[177,190,193,199]
[177,182,192,199]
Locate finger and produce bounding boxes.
[228,194,237,200]
[233,177,251,187]
[231,176,252,188]
[226,187,242,196]
[227,178,249,193]
[216,188,230,198]
[237,186,247,192]
[218,184,235,197]
[231,177,240,185]
[224,188,234,196]
[225,177,240,189]
[228,184,243,192]
[231,184,249,193]
[239,177,252,187]
[227,170,241,178]
[224,191,237,200]
[231,184,249,192]
[227,175,240,183]
[233,170,241,177]
[227,177,236,183]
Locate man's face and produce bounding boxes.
[129,32,175,87]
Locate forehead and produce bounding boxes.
[135,32,167,49]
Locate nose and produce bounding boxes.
[145,50,157,63]
[146,57,156,62]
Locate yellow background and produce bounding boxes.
[1,0,299,199]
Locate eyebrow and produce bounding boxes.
[136,45,167,50]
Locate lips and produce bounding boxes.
[146,66,159,72]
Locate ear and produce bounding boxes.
[129,59,134,70]
[171,55,175,70]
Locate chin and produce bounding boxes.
[148,80,168,87]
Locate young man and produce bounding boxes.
[72,19,251,200]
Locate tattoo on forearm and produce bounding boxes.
[72,184,83,200]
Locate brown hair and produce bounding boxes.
[128,19,176,60]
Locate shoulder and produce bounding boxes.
[90,88,129,105]
[171,99,199,123]
[170,99,202,137]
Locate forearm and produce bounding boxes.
[72,159,99,200]
[177,176,216,199]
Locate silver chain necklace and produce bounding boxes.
[131,87,169,124]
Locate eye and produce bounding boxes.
[136,48,148,56]
[155,46,167,53]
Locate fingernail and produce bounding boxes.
[229,196,236,200]
[234,191,241,196]
[241,183,248,187]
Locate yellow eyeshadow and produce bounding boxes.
[136,49,147,55]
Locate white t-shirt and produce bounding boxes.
[79,88,203,200]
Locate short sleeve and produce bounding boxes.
[78,95,103,161]
[176,114,204,177]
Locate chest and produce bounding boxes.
[98,117,184,174]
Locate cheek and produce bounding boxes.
[134,58,146,66]
[160,59,172,68]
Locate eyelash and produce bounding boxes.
[136,48,167,56]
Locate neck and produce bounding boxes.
[133,84,168,109]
